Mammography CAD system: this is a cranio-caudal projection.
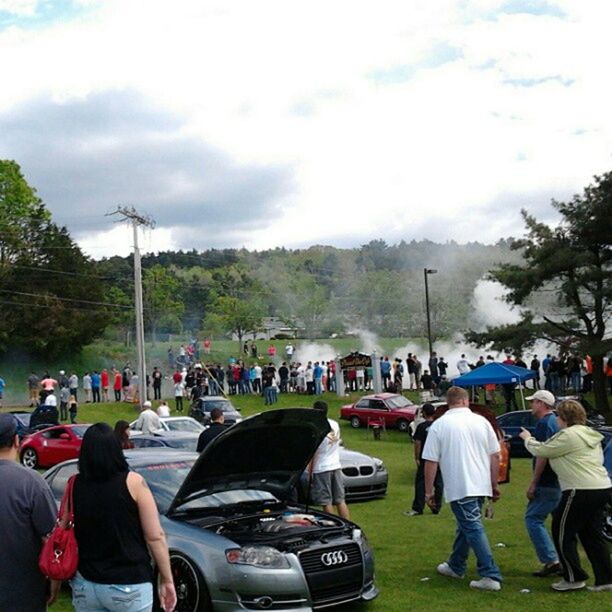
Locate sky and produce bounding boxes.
[1,0,611,257]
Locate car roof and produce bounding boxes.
[361,393,402,400]
[199,396,230,401]
[31,423,92,434]
[147,431,199,439]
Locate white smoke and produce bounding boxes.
[469,279,523,330]
[294,342,336,365]
[346,328,382,354]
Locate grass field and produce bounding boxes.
[4,390,610,611]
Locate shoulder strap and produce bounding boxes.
[59,475,77,525]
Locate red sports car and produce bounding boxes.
[20,424,90,469]
[340,393,417,432]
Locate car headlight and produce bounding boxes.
[226,546,290,569]
[373,458,385,472]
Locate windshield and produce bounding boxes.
[164,419,203,433]
[15,413,31,426]
[387,396,413,409]
[71,425,90,438]
[201,400,233,412]
[134,461,195,513]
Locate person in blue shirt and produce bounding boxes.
[380,357,391,391]
[542,354,552,391]
[90,371,102,403]
[313,362,324,395]
[524,390,562,577]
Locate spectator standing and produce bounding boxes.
[100,368,110,402]
[134,401,161,434]
[122,364,132,399]
[530,355,541,390]
[356,367,365,391]
[65,423,176,611]
[114,420,134,450]
[152,366,163,400]
[568,355,582,392]
[414,357,423,389]
[429,352,440,384]
[423,386,502,591]
[27,371,40,407]
[285,343,294,360]
[309,401,350,520]
[305,363,315,395]
[520,400,612,591]
[405,403,443,516]
[113,369,122,401]
[438,357,448,379]
[542,354,552,391]
[420,370,434,393]
[267,344,277,361]
[278,362,289,393]
[407,354,417,390]
[456,354,470,376]
[69,395,78,424]
[0,414,58,612]
[174,379,185,413]
[40,373,58,403]
[83,371,92,403]
[69,371,79,401]
[91,370,101,403]
[59,385,70,421]
[58,370,69,390]
[523,390,562,577]
[196,408,226,452]
[313,361,324,395]
[381,357,391,390]
[203,338,211,354]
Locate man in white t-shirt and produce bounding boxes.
[309,401,350,520]
[134,401,161,435]
[422,386,502,591]
[456,354,470,375]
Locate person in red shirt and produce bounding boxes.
[203,338,211,354]
[172,369,183,384]
[113,370,122,402]
[101,369,110,402]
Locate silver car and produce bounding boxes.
[43,408,379,611]
[340,448,388,502]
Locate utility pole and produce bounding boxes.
[424,268,438,359]
[108,206,155,408]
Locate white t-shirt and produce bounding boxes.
[456,359,470,374]
[254,365,262,379]
[45,393,57,407]
[157,404,171,417]
[312,419,342,473]
[174,382,184,397]
[422,407,500,502]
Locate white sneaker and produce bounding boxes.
[437,562,463,579]
[470,577,501,591]
[551,580,586,591]
[586,584,612,592]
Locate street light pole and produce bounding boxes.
[424,268,437,359]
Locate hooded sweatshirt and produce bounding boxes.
[524,425,611,491]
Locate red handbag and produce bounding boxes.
[39,475,79,580]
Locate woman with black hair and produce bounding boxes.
[58,423,176,611]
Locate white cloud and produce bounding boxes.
[1,0,611,253]
[0,0,38,16]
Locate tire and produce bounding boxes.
[350,416,361,429]
[21,448,38,469]
[396,419,409,433]
[159,552,212,612]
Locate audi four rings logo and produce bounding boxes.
[320,550,348,566]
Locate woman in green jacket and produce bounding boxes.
[520,399,611,592]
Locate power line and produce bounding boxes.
[0,289,134,310]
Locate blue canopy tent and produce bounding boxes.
[452,362,537,409]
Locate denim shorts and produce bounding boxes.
[71,573,153,611]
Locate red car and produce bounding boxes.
[20,424,90,469]
[340,393,417,432]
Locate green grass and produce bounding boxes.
[5,392,609,611]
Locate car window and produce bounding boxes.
[70,425,90,438]
[166,438,198,451]
[43,428,67,439]
[49,464,79,499]
[499,413,528,427]
[134,461,196,513]
[369,400,387,411]
[355,399,370,409]
[387,396,414,409]
[133,438,155,448]
[164,419,202,433]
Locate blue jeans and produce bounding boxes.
[315,378,323,395]
[71,573,153,611]
[525,486,561,564]
[448,497,502,582]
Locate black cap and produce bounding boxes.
[0,414,17,446]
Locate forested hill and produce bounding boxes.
[96,239,524,341]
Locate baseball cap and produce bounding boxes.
[59,370,65,375]
[525,390,555,407]
[0,414,17,445]
[143,401,152,408]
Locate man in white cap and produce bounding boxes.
[134,400,161,435]
[524,389,562,577]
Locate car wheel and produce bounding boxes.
[166,552,212,612]
[396,419,409,432]
[21,448,38,469]
[350,416,361,429]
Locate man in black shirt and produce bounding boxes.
[278,362,289,393]
[404,404,443,516]
[196,408,227,452]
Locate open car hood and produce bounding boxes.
[167,408,330,515]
